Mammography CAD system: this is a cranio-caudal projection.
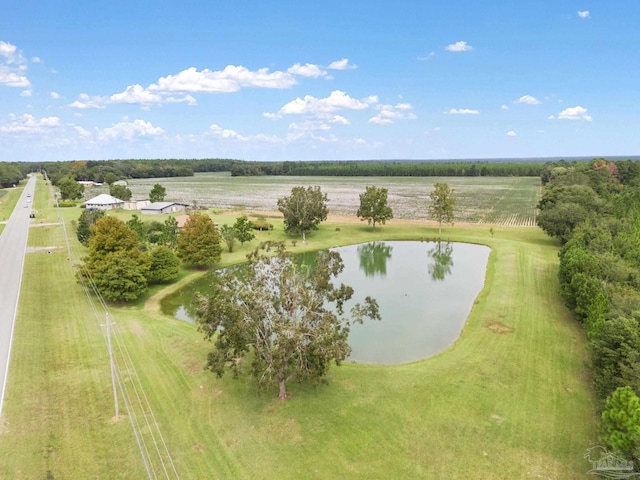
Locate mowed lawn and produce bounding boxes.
[0,179,596,478]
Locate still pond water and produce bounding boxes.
[161,241,490,365]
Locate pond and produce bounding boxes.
[161,241,490,365]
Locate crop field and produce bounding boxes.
[91,173,541,227]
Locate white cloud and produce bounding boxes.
[270,90,378,118]
[369,103,417,125]
[330,115,350,125]
[0,68,30,87]
[110,84,165,104]
[20,89,32,97]
[0,41,23,64]
[507,130,517,137]
[327,58,356,70]
[0,114,60,134]
[68,93,107,109]
[50,91,60,99]
[578,10,590,19]
[501,104,509,110]
[445,41,473,52]
[417,52,436,61]
[74,126,91,137]
[208,124,281,143]
[288,120,332,132]
[516,95,540,105]
[0,41,31,88]
[31,56,42,63]
[98,119,164,140]
[445,108,479,115]
[557,105,592,121]
[149,65,298,93]
[287,63,326,78]
[67,59,343,110]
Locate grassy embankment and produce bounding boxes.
[0,185,23,234]
[0,176,596,479]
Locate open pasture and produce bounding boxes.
[112,173,541,227]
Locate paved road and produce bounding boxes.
[0,175,36,415]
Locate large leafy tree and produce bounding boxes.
[126,214,146,242]
[92,251,149,302]
[161,216,179,248]
[233,215,255,246]
[356,186,393,231]
[176,212,222,268]
[194,242,380,400]
[600,386,640,471]
[88,216,140,257]
[104,172,117,185]
[536,184,604,243]
[592,317,640,402]
[76,209,105,246]
[57,177,84,200]
[109,184,132,201]
[277,186,328,243]
[149,183,167,202]
[145,220,166,245]
[147,246,180,284]
[428,182,455,235]
[81,216,150,301]
[219,224,237,253]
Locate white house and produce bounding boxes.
[140,202,190,215]
[85,194,125,210]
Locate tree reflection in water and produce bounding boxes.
[427,241,454,281]
[357,241,393,277]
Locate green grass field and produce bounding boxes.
[0,176,596,479]
[0,185,23,235]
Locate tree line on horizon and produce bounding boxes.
[5,158,638,190]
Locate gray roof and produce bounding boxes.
[141,202,189,211]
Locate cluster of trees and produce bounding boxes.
[36,158,243,187]
[277,183,455,241]
[0,162,28,188]
[77,210,229,301]
[536,158,640,466]
[219,216,255,252]
[230,160,547,177]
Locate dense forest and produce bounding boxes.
[0,162,30,188]
[536,158,640,459]
[228,159,546,177]
[1,157,638,192]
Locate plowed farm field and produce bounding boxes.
[123,173,541,227]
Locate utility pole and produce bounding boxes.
[106,313,119,419]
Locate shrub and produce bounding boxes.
[250,220,273,231]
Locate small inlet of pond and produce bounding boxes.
[161,241,490,365]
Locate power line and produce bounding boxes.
[48,172,180,479]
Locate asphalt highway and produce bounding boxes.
[0,175,36,415]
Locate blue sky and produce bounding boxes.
[0,1,637,162]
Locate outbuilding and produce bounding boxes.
[140,202,190,215]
